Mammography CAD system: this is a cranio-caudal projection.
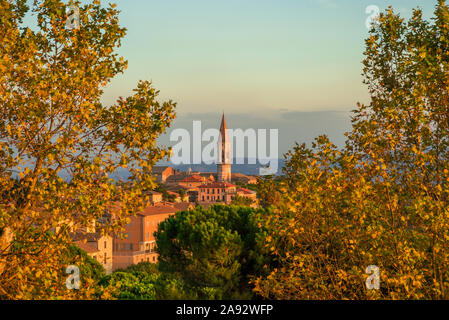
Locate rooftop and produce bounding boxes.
[179,175,205,183]
[74,241,99,254]
[70,232,103,242]
[139,204,179,217]
[199,182,236,189]
[138,202,193,217]
[237,188,256,195]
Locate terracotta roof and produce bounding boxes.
[70,232,102,242]
[165,172,214,183]
[74,240,99,254]
[199,182,236,188]
[232,173,256,179]
[232,173,246,177]
[197,172,216,176]
[237,188,256,195]
[164,184,189,192]
[138,201,194,217]
[195,173,216,181]
[166,174,190,182]
[179,175,204,183]
[139,203,179,216]
[174,202,194,212]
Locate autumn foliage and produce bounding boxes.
[2,0,449,301]
[0,0,175,299]
[254,1,449,299]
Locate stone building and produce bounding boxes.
[198,182,237,204]
[72,232,113,275]
[112,202,193,270]
[152,166,174,183]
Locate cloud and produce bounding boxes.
[158,109,352,157]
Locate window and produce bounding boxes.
[104,241,107,249]
[104,253,107,265]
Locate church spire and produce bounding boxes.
[220,112,227,134]
[217,113,231,182]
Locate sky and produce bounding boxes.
[25,0,438,158]
[97,0,436,157]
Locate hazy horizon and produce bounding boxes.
[23,0,437,156]
[98,0,435,156]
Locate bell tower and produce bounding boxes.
[217,113,231,182]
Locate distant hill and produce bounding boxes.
[56,159,286,182]
[156,158,286,176]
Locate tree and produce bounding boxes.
[114,261,160,275]
[230,195,254,207]
[256,176,282,209]
[254,137,371,299]
[155,205,270,299]
[0,0,176,299]
[155,184,176,202]
[100,261,191,300]
[66,244,106,283]
[254,0,449,300]
[100,271,158,300]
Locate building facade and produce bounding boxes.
[152,166,174,183]
[178,175,210,188]
[72,232,113,275]
[112,202,193,270]
[198,182,237,204]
